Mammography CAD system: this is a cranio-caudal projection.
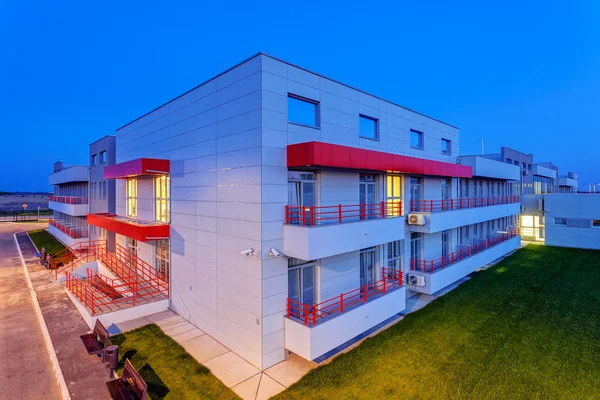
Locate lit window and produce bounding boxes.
[91,154,97,166]
[593,220,600,228]
[554,218,566,226]
[100,151,106,163]
[126,178,137,217]
[386,175,402,216]
[410,130,424,149]
[155,175,170,222]
[155,239,170,278]
[441,139,451,155]
[288,94,319,128]
[359,115,379,140]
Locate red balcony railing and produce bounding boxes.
[287,268,403,326]
[285,202,403,226]
[49,195,88,205]
[49,219,89,239]
[410,229,520,273]
[410,196,519,213]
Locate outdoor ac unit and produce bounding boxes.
[408,214,426,225]
[407,274,426,287]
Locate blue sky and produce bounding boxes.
[1,1,598,191]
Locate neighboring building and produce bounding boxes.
[520,193,600,249]
[88,135,117,248]
[533,162,558,194]
[558,172,578,193]
[48,161,89,247]
[69,53,521,370]
[484,147,534,195]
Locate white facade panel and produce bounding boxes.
[49,166,88,185]
[458,156,520,180]
[543,194,600,250]
[48,201,88,217]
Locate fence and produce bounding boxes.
[287,268,403,326]
[285,201,403,226]
[0,209,53,222]
[410,196,519,213]
[410,229,520,273]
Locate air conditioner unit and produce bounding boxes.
[408,214,426,225]
[407,274,426,287]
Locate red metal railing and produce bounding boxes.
[50,240,106,279]
[49,219,89,239]
[287,268,403,326]
[49,195,88,205]
[410,196,519,213]
[63,243,170,315]
[285,202,403,226]
[410,229,520,274]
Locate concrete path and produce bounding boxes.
[0,222,61,399]
[114,311,316,400]
[15,231,110,400]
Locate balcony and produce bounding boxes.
[283,202,404,260]
[87,213,169,242]
[49,166,88,185]
[285,268,406,361]
[48,196,88,216]
[48,219,89,247]
[407,230,521,295]
[408,196,520,234]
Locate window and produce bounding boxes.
[91,154,97,166]
[288,171,316,225]
[155,239,170,278]
[288,258,317,306]
[522,162,526,170]
[103,181,107,199]
[126,237,138,267]
[360,247,377,288]
[554,218,567,225]
[441,139,451,155]
[528,164,532,171]
[155,175,170,222]
[441,178,451,200]
[288,94,319,128]
[441,230,450,258]
[410,130,424,149]
[359,115,379,140]
[513,160,519,166]
[126,178,137,217]
[410,177,422,202]
[99,151,106,163]
[410,233,423,263]
[593,220,600,228]
[359,174,376,219]
[506,158,512,164]
[386,175,402,216]
[386,240,403,272]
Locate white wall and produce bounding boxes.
[544,194,600,250]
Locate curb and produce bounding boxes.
[13,233,72,400]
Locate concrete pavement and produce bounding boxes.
[0,222,61,399]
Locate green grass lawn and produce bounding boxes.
[276,245,600,400]
[110,324,239,400]
[28,229,68,255]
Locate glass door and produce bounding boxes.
[360,247,377,289]
[288,259,316,306]
[359,174,376,219]
[410,233,423,264]
[288,171,316,225]
[386,175,402,217]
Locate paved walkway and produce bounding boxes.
[114,311,316,400]
[0,223,61,399]
[16,231,110,400]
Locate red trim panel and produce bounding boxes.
[104,158,170,179]
[287,142,472,178]
[87,214,170,242]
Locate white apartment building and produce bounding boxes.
[48,161,89,247]
[78,53,521,370]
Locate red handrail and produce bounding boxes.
[49,219,89,239]
[410,229,520,273]
[287,268,403,326]
[285,202,403,226]
[410,196,519,213]
[49,195,88,205]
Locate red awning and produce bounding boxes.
[287,142,472,178]
[87,214,170,242]
[104,158,170,179]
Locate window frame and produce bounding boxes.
[441,138,451,155]
[288,258,318,306]
[359,114,380,141]
[410,129,424,150]
[126,178,138,217]
[91,154,97,166]
[592,220,600,228]
[155,175,170,223]
[287,94,320,129]
[99,151,106,163]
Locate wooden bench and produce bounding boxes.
[80,319,109,356]
[106,359,147,400]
